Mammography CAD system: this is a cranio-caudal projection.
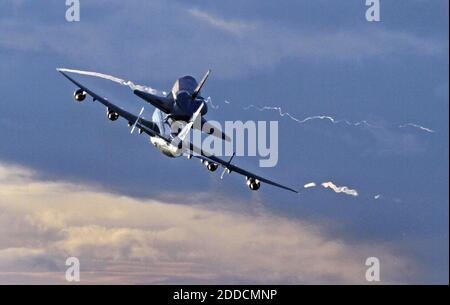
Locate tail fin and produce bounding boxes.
[192,70,211,99]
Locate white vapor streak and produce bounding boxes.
[212,99,435,133]
[399,123,435,133]
[321,182,359,197]
[243,105,380,129]
[304,182,316,189]
[205,96,220,109]
[302,181,393,202]
[57,68,162,95]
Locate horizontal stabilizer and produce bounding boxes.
[134,90,173,114]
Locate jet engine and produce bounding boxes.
[74,89,86,102]
[206,162,218,172]
[107,109,119,121]
[246,177,261,191]
[202,160,218,172]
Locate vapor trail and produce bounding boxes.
[213,99,434,133]
[302,182,399,203]
[243,105,381,129]
[205,96,220,109]
[321,182,359,197]
[399,123,435,133]
[303,182,316,189]
[57,68,163,95]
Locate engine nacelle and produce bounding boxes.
[246,177,261,191]
[74,89,86,102]
[206,162,218,172]
[202,160,218,172]
[107,110,119,121]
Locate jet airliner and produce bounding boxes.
[58,69,298,193]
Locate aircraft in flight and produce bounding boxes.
[134,69,231,142]
[57,69,298,193]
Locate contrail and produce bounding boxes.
[399,123,435,133]
[243,105,381,129]
[303,182,316,189]
[302,181,362,199]
[214,99,380,129]
[212,99,435,133]
[57,68,164,95]
[321,181,359,197]
[205,96,220,110]
[303,182,398,203]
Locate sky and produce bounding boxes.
[0,0,448,284]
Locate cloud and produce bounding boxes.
[365,124,428,156]
[187,8,256,36]
[186,8,446,59]
[0,163,416,284]
[0,2,446,80]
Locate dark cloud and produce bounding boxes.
[0,0,448,283]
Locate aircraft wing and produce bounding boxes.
[58,70,172,142]
[59,69,297,193]
[189,150,298,193]
[207,154,298,193]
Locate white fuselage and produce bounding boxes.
[149,108,184,158]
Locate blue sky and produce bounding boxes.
[0,0,448,284]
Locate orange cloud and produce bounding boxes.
[0,163,415,284]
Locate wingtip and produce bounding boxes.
[288,187,300,194]
[57,70,69,78]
